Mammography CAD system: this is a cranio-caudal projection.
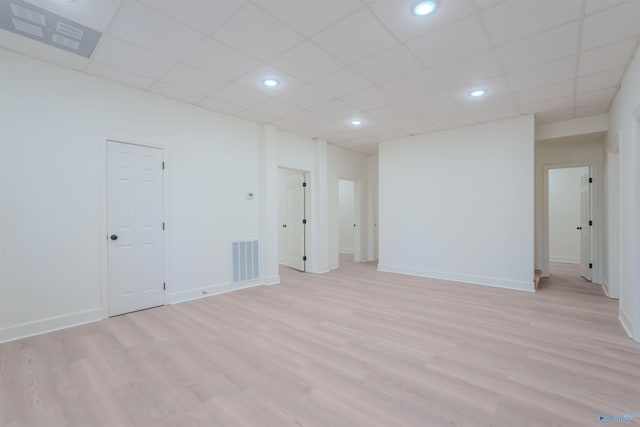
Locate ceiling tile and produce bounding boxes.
[235,65,302,95]
[197,97,246,116]
[141,0,246,34]
[362,124,409,141]
[307,99,359,120]
[312,9,398,63]
[150,82,205,104]
[27,0,119,32]
[535,109,575,124]
[429,50,503,88]
[351,46,425,85]
[481,0,582,46]
[519,96,575,115]
[368,0,476,42]
[448,76,511,106]
[507,56,577,92]
[278,84,334,109]
[206,83,268,109]
[463,95,520,122]
[161,63,228,95]
[495,22,580,72]
[575,103,610,117]
[270,41,344,82]
[407,16,490,68]
[91,35,176,79]
[182,38,260,80]
[390,115,439,135]
[406,90,459,113]
[236,109,273,124]
[85,60,153,90]
[311,67,374,98]
[0,28,89,70]
[578,38,637,76]
[581,1,640,50]
[257,0,362,37]
[585,0,628,15]
[514,80,576,105]
[576,67,625,93]
[474,0,503,9]
[380,71,441,100]
[107,1,203,60]
[250,99,300,119]
[575,87,618,107]
[213,3,303,61]
[342,87,397,111]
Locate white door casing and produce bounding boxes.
[283,171,306,271]
[107,141,165,316]
[579,170,592,281]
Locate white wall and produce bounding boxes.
[379,115,535,291]
[548,167,587,264]
[534,137,605,286]
[607,44,640,341]
[0,49,271,341]
[338,179,355,254]
[367,155,379,261]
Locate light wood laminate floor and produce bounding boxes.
[1,259,639,426]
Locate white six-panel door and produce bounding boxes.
[284,172,306,272]
[107,141,165,316]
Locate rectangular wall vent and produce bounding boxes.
[0,0,101,57]
[231,240,259,284]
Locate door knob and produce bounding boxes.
[576,227,582,230]
[110,234,118,240]
[282,224,287,228]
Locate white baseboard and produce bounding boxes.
[0,308,102,344]
[549,257,580,264]
[377,264,535,292]
[619,309,633,338]
[170,279,265,304]
[313,265,330,274]
[601,281,610,297]
[265,275,280,285]
[339,249,354,254]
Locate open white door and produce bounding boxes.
[282,171,306,271]
[107,141,165,316]
[579,171,592,281]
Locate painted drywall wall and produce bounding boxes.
[535,137,605,288]
[367,155,379,261]
[379,115,535,291]
[549,167,587,264]
[0,49,266,341]
[338,179,355,254]
[607,43,640,341]
[327,144,370,269]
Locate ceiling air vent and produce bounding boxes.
[0,0,101,57]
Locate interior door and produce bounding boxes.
[284,172,305,271]
[107,141,165,316]
[579,171,592,281]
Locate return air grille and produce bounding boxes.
[0,0,101,57]
[231,240,260,284]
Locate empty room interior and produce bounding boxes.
[1,0,640,426]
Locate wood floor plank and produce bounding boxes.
[1,260,639,426]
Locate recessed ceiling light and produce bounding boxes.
[469,88,488,97]
[412,1,438,16]
[351,119,363,126]
[262,78,279,87]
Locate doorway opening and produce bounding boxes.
[338,179,357,265]
[547,166,593,283]
[278,168,307,272]
[107,140,166,316]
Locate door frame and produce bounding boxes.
[542,161,602,285]
[336,178,362,266]
[277,167,309,273]
[100,138,170,318]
